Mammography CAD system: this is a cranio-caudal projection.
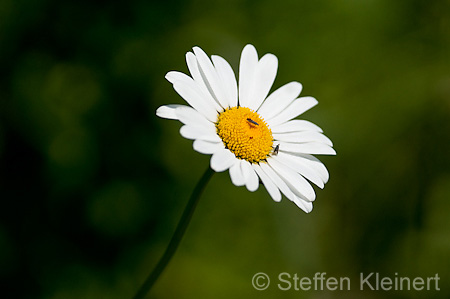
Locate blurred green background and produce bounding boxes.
[1,0,449,298]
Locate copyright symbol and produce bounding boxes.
[252,272,270,290]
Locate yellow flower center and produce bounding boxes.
[216,106,273,163]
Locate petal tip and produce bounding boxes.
[165,71,177,83]
[242,44,258,57]
[156,105,180,120]
[192,46,207,57]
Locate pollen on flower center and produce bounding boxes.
[216,106,273,163]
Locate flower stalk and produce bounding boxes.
[133,166,214,299]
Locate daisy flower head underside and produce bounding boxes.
[156,44,336,213]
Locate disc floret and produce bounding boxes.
[216,107,273,163]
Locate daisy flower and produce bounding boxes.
[156,44,335,213]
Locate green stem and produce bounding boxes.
[133,166,214,299]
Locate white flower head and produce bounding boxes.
[157,44,336,213]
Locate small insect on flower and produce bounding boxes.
[246,118,259,126]
[273,144,280,155]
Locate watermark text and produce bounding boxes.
[252,272,440,291]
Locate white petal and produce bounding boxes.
[156,104,186,120]
[266,96,318,127]
[180,125,221,142]
[267,158,316,202]
[193,47,229,109]
[292,197,313,213]
[240,160,259,192]
[272,153,324,188]
[229,161,245,186]
[271,119,323,133]
[172,80,219,122]
[259,162,297,202]
[193,139,224,154]
[253,164,281,202]
[165,71,190,84]
[279,141,336,155]
[257,82,302,120]
[210,148,236,172]
[283,153,329,183]
[186,52,203,84]
[175,106,214,129]
[261,162,313,213]
[167,69,222,113]
[212,55,238,108]
[238,44,258,107]
[185,52,223,111]
[273,131,333,146]
[246,53,278,111]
